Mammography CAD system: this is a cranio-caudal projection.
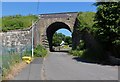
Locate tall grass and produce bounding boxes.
[2,53,21,77]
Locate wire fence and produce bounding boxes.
[1,19,40,77]
[2,42,32,77]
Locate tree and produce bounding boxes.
[52,32,65,46]
[94,1,120,58]
[64,36,72,45]
[94,1,120,50]
[52,32,72,46]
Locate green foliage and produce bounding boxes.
[2,14,38,32]
[80,47,107,62]
[94,1,120,55]
[69,47,107,62]
[52,32,65,46]
[64,36,72,45]
[76,40,85,50]
[69,50,85,57]
[73,11,109,61]
[2,53,21,77]
[76,12,95,32]
[34,45,47,57]
[52,32,72,46]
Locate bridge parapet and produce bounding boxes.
[39,12,78,18]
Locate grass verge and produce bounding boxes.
[2,54,21,78]
[3,61,27,80]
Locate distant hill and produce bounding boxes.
[1,15,38,32]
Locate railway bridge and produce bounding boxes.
[37,12,79,51]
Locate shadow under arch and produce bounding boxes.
[46,22,72,52]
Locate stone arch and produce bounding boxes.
[46,22,72,51]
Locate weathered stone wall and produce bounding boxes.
[2,30,32,47]
[1,29,32,54]
[1,20,41,54]
[1,19,40,48]
[72,28,101,50]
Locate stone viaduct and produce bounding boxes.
[38,12,79,51]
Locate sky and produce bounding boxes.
[2,0,96,2]
[2,2,97,36]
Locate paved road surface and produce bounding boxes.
[13,52,118,80]
[43,52,118,80]
[14,58,43,80]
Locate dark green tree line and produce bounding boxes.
[94,1,120,57]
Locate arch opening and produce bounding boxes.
[46,22,72,52]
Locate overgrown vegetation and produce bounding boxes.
[70,1,120,63]
[76,12,95,32]
[69,40,85,58]
[71,12,106,61]
[69,50,85,57]
[2,14,38,32]
[34,45,47,57]
[94,1,120,58]
[2,53,21,77]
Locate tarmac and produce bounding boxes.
[13,58,43,80]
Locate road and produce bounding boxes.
[14,58,43,80]
[42,52,118,80]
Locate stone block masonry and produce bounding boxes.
[2,30,32,47]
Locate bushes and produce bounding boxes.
[69,39,86,57]
[76,40,85,50]
[69,50,85,57]
[80,48,107,62]
[2,53,21,77]
[69,39,106,62]
[69,48,107,62]
[34,45,47,57]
